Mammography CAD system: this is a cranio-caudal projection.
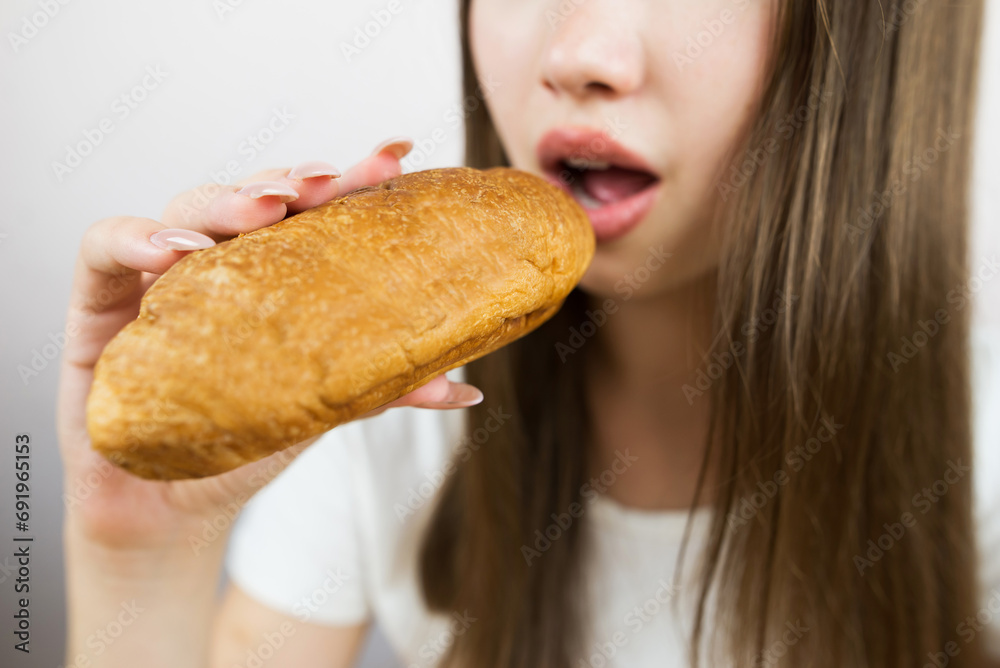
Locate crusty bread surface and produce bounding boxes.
[85,167,594,479]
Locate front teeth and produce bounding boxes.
[565,157,611,171]
[571,178,603,210]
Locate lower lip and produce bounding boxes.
[544,176,660,244]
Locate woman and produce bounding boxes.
[58,0,1000,666]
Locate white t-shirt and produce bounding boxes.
[225,327,1000,666]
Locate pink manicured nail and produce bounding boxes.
[286,161,342,180]
[150,229,216,251]
[235,181,299,203]
[371,136,414,160]
[415,383,484,409]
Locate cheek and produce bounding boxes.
[668,2,774,194]
[468,0,542,163]
[583,3,774,297]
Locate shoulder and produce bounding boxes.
[971,326,1000,659]
[972,326,1000,472]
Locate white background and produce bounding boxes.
[0,1,996,667]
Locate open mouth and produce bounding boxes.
[537,128,661,243]
[554,158,659,210]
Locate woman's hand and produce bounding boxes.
[57,138,483,551]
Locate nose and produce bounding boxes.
[541,5,645,99]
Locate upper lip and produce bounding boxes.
[536,126,659,178]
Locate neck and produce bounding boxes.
[584,272,718,510]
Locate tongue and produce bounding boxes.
[581,167,656,205]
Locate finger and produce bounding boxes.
[66,217,215,368]
[407,380,483,409]
[159,137,412,237]
[335,137,413,194]
[221,162,342,216]
[242,137,413,214]
[363,375,484,419]
[189,156,389,236]
[75,218,215,311]
[161,180,302,240]
[279,161,345,213]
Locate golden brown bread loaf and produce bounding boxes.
[86,167,594,480]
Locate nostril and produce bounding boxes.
[543,77,615,97]
[585,81,615,95]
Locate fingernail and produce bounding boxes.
[150,229,216,251]
[286,160,342,180]
[371,136,414,160]
[235,181,299,203]
[415,383,484,409]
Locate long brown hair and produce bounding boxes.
[420,1,986,665]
